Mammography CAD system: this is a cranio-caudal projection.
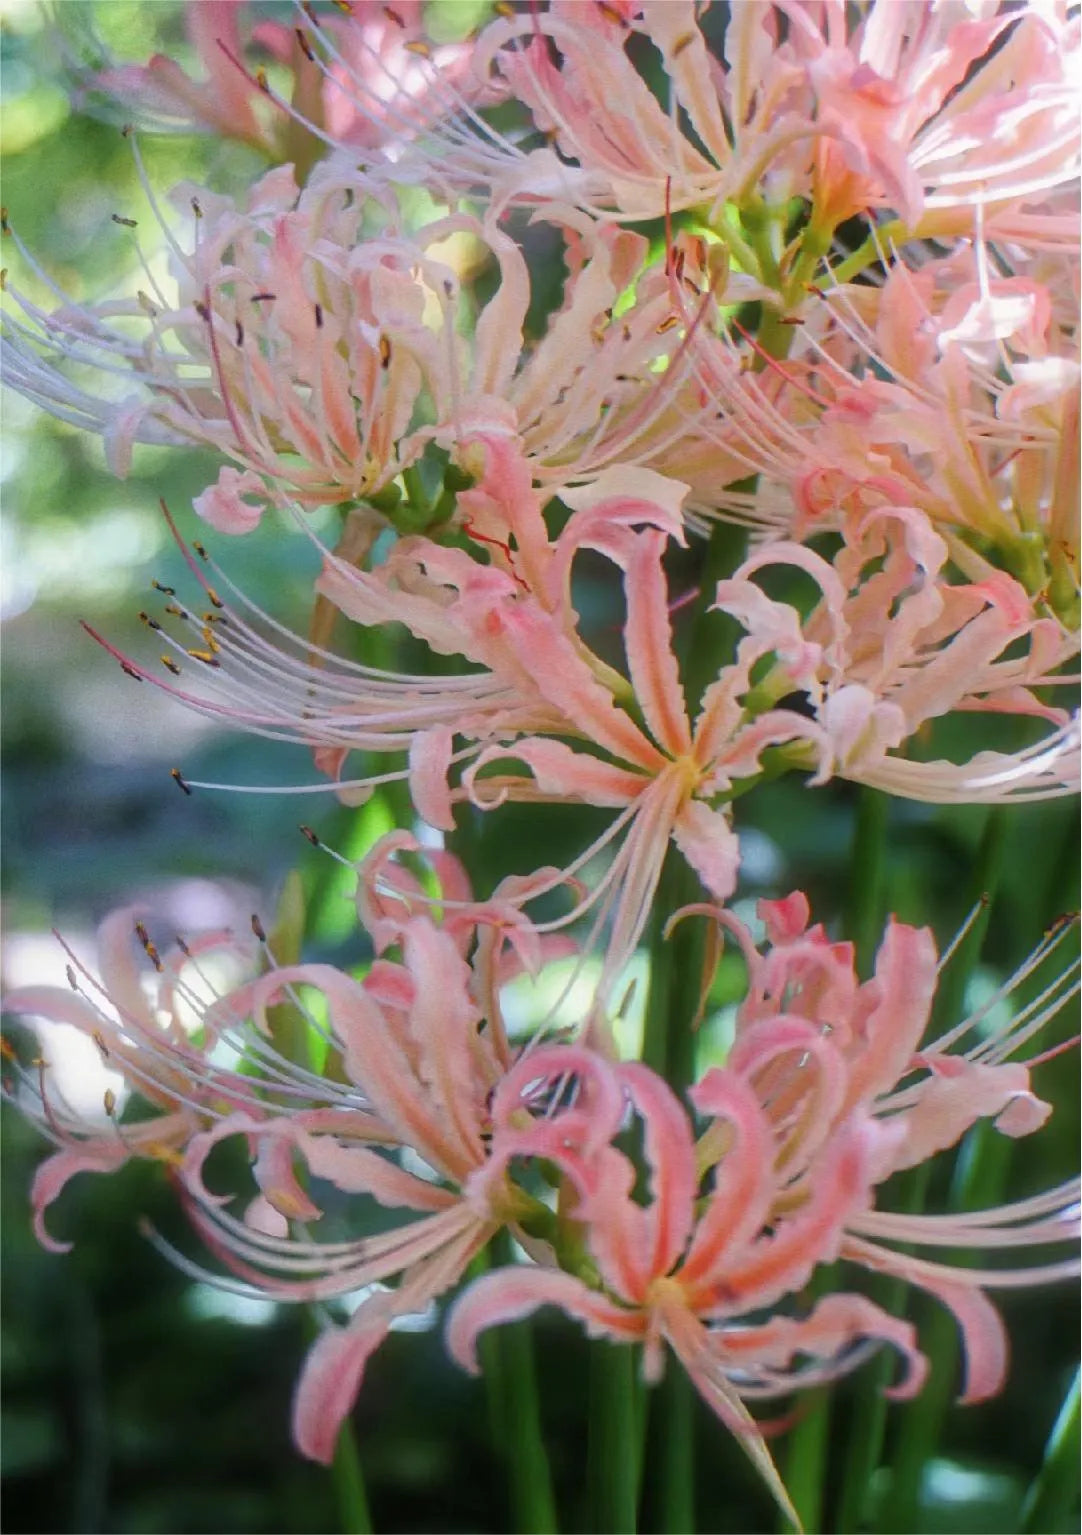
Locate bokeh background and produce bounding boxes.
[2,3,1079,1532]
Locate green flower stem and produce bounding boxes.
[329,1409,374,1535]
[479,1233,558,1535]
[652,1366,696,1535]
[588,1341,641,1535]
[848,787,890,979]
[781,1370,832,1535]
[301,1311,372,1535]
[1020,1367,1081,1534]
[642,848,704,1532]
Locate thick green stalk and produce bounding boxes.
[329,1411,374,1535]
[781,1374,832,1535]
[641,850,703,1533]
[848,787,889,979]
[477,1237,558,1533]
[588,1342,641,1535]
[651,1366,696,1535]
[499,1319,559,1535]
[1020,1367,1081,1534]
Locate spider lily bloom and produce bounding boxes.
[449,916,1080,1518]
[67,0,477,166]
[722,892,1080,1179]
[2,165,460,518]
[416,2,1079,246]
[0,905,327,1252]
[723,893,1082,1381]
[2,160,725,530]
[173,933,628,1465]
[687,251,1081,628]
[713,507,1081,803]
[784,0,1081,238]
[448,1057,924,1530]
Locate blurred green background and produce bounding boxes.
[2,4,1078,1532]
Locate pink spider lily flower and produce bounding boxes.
[712,507,1080,802]
[2,166,732,530]
[74,1,276,152]
[67,1,477,167]
[718,891,1080,1178]
[685,248,1081,628]
[85,481,742,994]
[448,1057,923,1530]
[96,490,1073,995]
[1,164,456,516]
[405,2,1079,246]
[785,0,1082,237]
[166,937,629,1466]
[0,906,310,1252]
[724,893,1082,1381]
[448,912,1080,1521]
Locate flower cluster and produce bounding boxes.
[3,0,1079,1524]
[5,853,1078,1519]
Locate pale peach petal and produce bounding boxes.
[293,1297,397,1464]
[447,1267,643,1376]
[30,1143,129,1253]
[408,725,456,832]
[672,800,740,902]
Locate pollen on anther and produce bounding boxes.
[171,768,193,796]
[152,580,176,596]
[300,824,321,847]
[161,655,182,676]
[111,213,138,228]
[135,922,164,972]
[104,1088,118,1117]
[251,913,267,942]
[139,611,162,631]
